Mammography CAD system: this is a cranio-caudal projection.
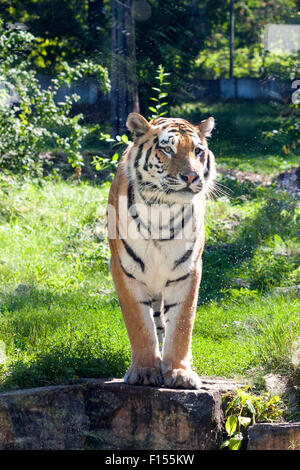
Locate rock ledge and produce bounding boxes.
[0,377,238,450]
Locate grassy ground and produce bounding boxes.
[0,100,299,411]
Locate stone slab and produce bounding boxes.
[247,422,300,450]
[0,378,239,450]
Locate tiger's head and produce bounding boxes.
[126,112,216,204]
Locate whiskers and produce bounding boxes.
[162,176,186,192]
[205,180,232,200]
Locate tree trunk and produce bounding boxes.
[110,0,140,138]
[229,0,234,79]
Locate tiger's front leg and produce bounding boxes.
[110,257,163,387]
[161,269,202,389]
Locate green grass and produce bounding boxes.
[193,294,300,379]
[0,173,299,391]
[0,99,299,393]
[0,177,130,389]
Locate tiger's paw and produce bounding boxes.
[163,368,202,389]
[124,364,163,387]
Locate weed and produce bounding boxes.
[221,386,284,450]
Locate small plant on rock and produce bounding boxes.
[220,386,284,450]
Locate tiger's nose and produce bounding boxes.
[179,172,199,185]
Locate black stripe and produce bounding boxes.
[143,146,152,171]
[136,185,160,205]
[164,303,180,314]
[158,206,182,230]
[154,153,162,164]
[129,198,150,234]
[127,187,144,234]
[165,128,179,133]
[119,260,136,280]
[173,249,193,270]
[165,273,190,287]
[139,300,152,306]
[121,238,145,272]
[136,169,143,182]
[154,118,167,125]
[204,152,210,179]
[166,126,195,134]
[126,186,152,235]
[134,143,144,169]
[159,205,193,241]
[140,181,161,191]
[127,184,137,216]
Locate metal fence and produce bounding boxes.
[35,76,293,108]
[189,78,292,101]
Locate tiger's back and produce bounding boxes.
[107,112,216,389]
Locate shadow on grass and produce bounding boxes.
[1,347,129,392]
[199,193,298,303]
[0,285,130,391]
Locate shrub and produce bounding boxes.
[263,103,300,153]
[221,386,284,450]
[0,22,110,177]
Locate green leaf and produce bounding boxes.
[112,153,119,162]
[219,440,230,450]
[148,106,157,113]
[121,134,128,143]
[238,416,251,428]
[228,435,243,450]
[246,400,256,417]
[225,415,237,437]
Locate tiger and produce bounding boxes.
[107,112,216,389]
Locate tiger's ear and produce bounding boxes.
[126,113,151,139]
[197,117,215,138]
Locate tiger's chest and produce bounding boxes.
[118,197,205,295]
[121,238,198,294]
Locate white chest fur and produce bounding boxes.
[118,188,205,295]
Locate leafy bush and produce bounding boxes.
[196,46,299,81]
[263,103,300,153]
[0,22,110,177]
[221,386,284,450]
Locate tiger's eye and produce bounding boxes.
[164,146,172,153]
[195,147,203,157]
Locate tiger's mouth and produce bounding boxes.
[162,179,203,195]
[182,181,203,193]
[135,175,205,205]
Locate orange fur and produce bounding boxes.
[107,113,215,389]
